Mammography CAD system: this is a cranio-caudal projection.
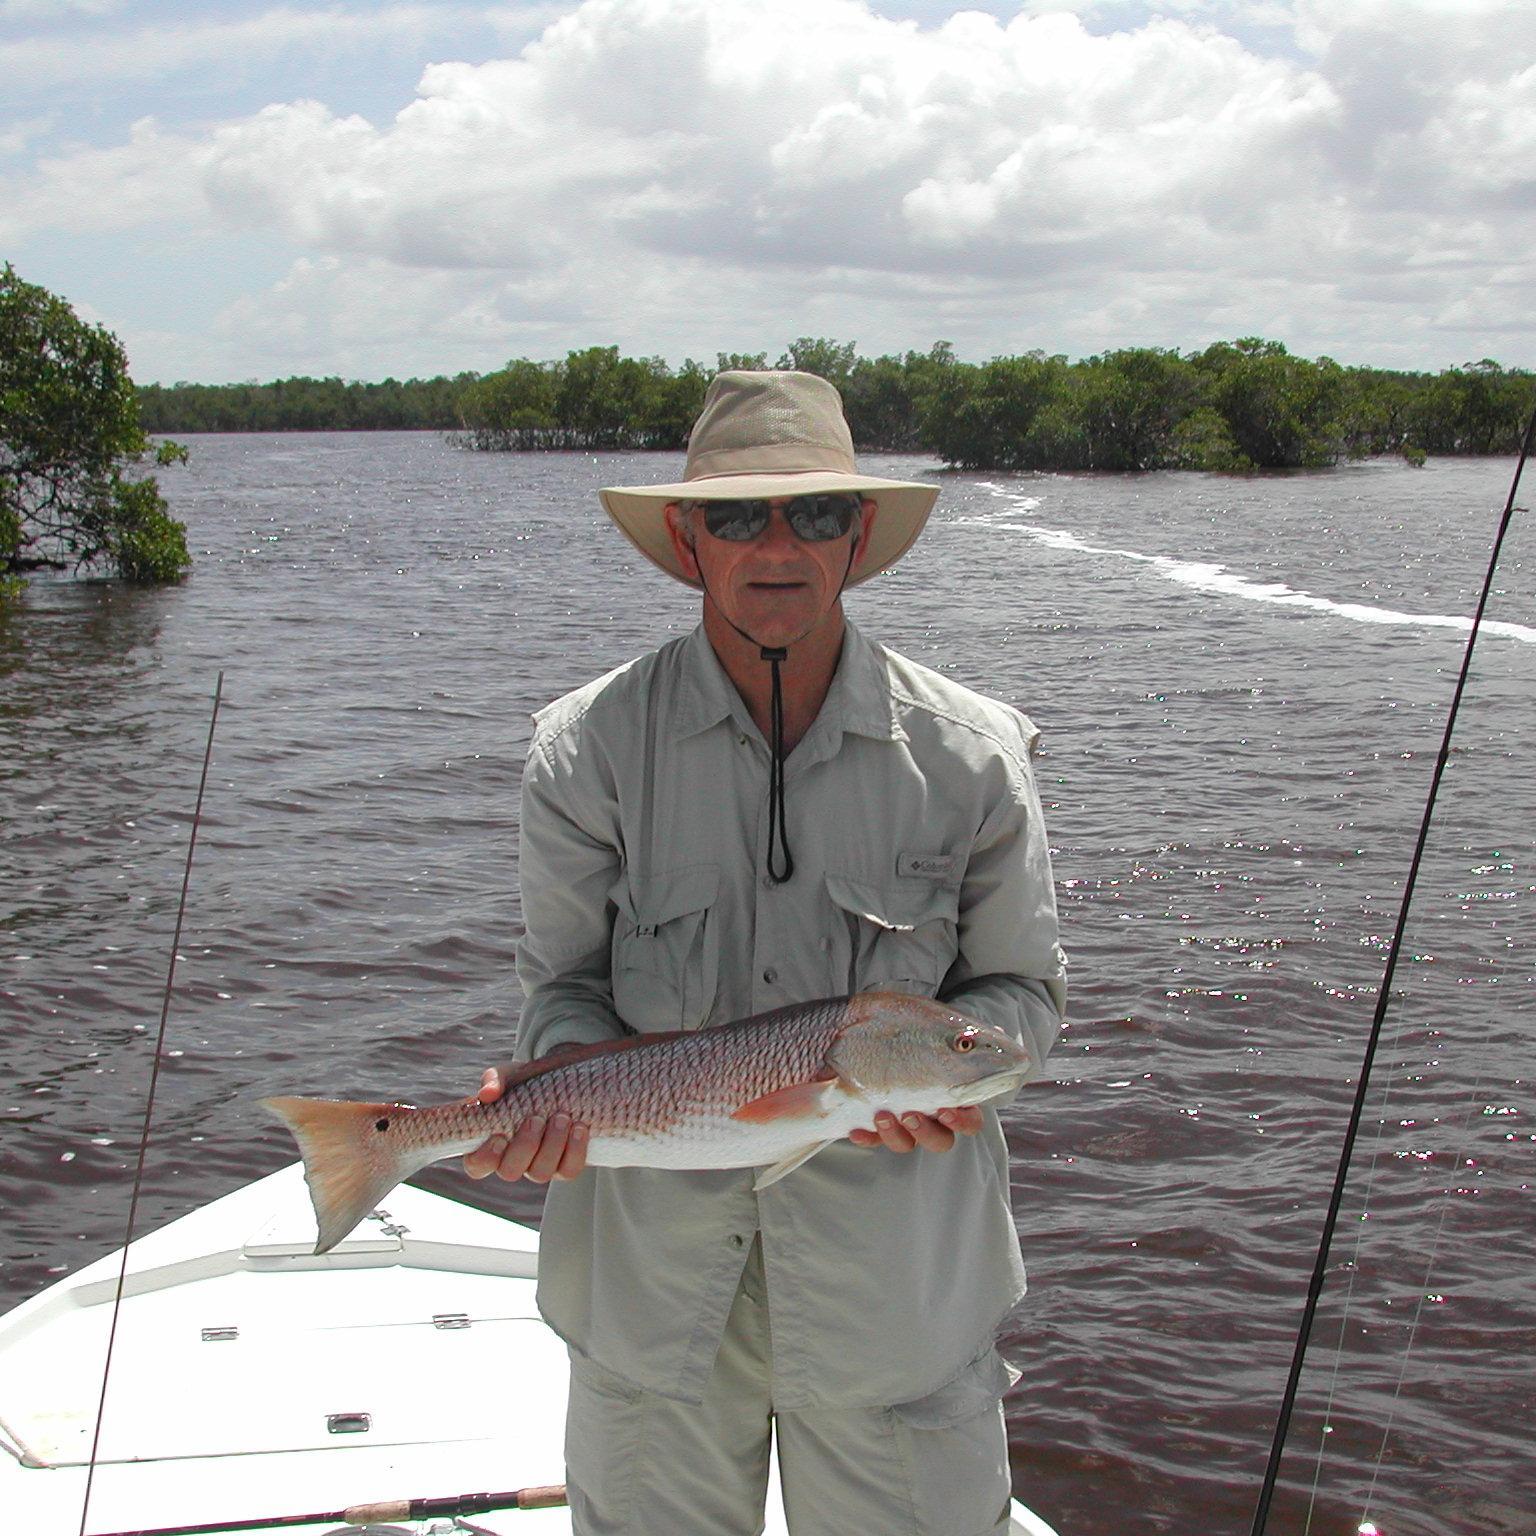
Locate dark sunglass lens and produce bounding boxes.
[701,500,770,541]
[785,494,860,540]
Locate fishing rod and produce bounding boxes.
[1249,401,1536,1536]
[77,672,224,1536]
[86,1482,568,1536]
[68,683,565,1536]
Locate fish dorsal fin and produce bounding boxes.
[730,1069,842,1123]
[753,1139,837,1189]
[496,1029,695,1091]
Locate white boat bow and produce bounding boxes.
[0,1165,1058,1536]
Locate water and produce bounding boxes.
[2,435,1533,1534]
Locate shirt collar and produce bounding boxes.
[818,621,906,743]
[674,623,752,739]
[673,619,906,744]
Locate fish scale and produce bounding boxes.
[264,991,1031,1253]
[510,997,849,1139]
[373,997,848,1157]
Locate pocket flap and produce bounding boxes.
[611,864,720,930]
[826,873,959,933]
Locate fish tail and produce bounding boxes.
[262,1096,420,1255]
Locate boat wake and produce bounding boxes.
[968,484,1536,645]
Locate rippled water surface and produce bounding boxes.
[3,436,1533,1534]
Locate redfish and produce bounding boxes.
[263,992,1031,1254]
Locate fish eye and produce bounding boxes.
[952,1028,977,1053]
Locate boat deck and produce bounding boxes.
[0,1165,1057,1536]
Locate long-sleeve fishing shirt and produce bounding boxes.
[513,620,1068,1410]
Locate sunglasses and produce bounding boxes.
[688,493,863,543]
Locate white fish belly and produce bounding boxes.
[578,1082,980,1173]
[582,1111,836,1171]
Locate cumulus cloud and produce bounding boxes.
[1292,0,1536,200]
[1,118,212,236]
[19,1,1346,270]
[6,0,1533,375]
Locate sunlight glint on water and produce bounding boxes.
[1,437,1531,1536]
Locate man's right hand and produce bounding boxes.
[462,1056,591,1184]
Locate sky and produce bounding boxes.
[3,0,1533,385]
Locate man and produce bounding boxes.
[466,371,1067,1535]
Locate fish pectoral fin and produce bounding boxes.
[753,1140,836,1191]
[730,1071,842,1124]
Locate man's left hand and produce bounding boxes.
[848,1106,983,1153]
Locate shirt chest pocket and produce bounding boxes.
[825,873,960,999]
[610,864,720,1032]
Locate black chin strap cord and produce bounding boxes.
[762,644,793,883]
[690,528,860,887]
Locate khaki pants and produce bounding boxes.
[564,1241,1014,1536]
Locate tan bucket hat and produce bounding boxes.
[599,370,939,589]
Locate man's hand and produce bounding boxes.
[462,1055,590,1183]
[848,1106,984,1154]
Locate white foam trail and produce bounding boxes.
[968,483,1536,645]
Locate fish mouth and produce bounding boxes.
[947,1069,1029,1107]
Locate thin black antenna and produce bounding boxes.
[1249,407,1536,1534]
[77,671,224,1536]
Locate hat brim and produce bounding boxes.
[599,469,939,590]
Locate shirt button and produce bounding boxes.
[729,1233,746,1249]
[738,733,750,746]
[761,874,776,891]
[762,968,777,985]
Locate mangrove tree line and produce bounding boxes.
[135,338,1534,472]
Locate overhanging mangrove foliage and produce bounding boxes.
[2,264,189,584]
[136,339,1534,471]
